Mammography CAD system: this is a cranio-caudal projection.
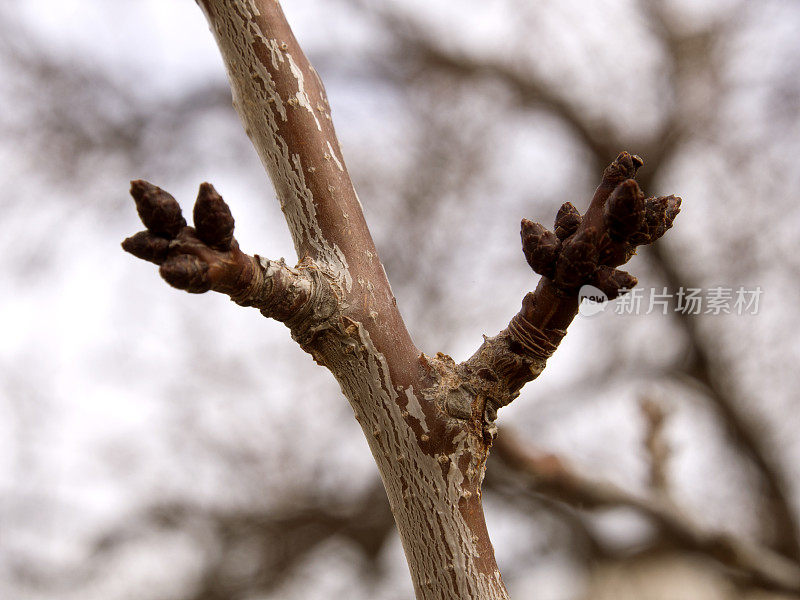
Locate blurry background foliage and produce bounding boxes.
[1,0,799,599]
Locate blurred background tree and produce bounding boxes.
[1,0,799,598]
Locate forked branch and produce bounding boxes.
[121,2,685,598]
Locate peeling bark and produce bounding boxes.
[122,2,682,598]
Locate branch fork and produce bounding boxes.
[121,3,687,596]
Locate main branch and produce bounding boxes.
[122,2,683,598]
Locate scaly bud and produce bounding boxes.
[193,183,235,250]
[554,202,582,240]
[554,226,599,291]
[121,231,170,265]
[521,219,561,279]
[594,265,638,300]
[160,254,211,294]
[604,179,645,242]
[629,194,682,245]
[664,194,682,228]
[130,180,186,238]
[602,152,644,187]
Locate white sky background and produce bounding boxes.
[1,0,799,599]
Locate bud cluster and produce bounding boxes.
[122,180,239,294]
[520,152,681,298]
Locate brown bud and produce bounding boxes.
[130,180,186,238]
[521,219,561,279]
[554,226,599,291]
[629,194,682,245]
[650,194,681,241]
[160,254,211,293]
[602,152,643,186]
[193,183,235,250]
[645,195,668,242]
[604,179,645,242]
[594,265,638,300]
[121,231,170,265]
[554,202,582,240]
[664,194,682,228]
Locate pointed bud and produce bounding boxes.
[554,202,582,240]
[193,183,235,250]
[604,179,645,242]
[521,219,561,279]
[664,194,682,227]
[650,194,681,241]
[160,254,211,294]
[554,226,599,290]
[602,152,643,186]
[121,231,170,265]
[130,180,186,238]
[629,194,681,245]
[594,265,638,300]
[645,195,669,242]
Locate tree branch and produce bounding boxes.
[122,180,316,325]
[640,397,671,498]
[649,242,800,561]
[124,4,509,597]
[120,3,690,598]
[97,482,394,600]
[460,152,681,422]
[350,2,620,165]
[125,0,423,379]
[380,0,800,563]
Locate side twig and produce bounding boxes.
[122,181,315,325]
[461,152,680,426]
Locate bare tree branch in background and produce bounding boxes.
[64,422,800,599]
[490,429,800,596]
[0,24,230,182]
